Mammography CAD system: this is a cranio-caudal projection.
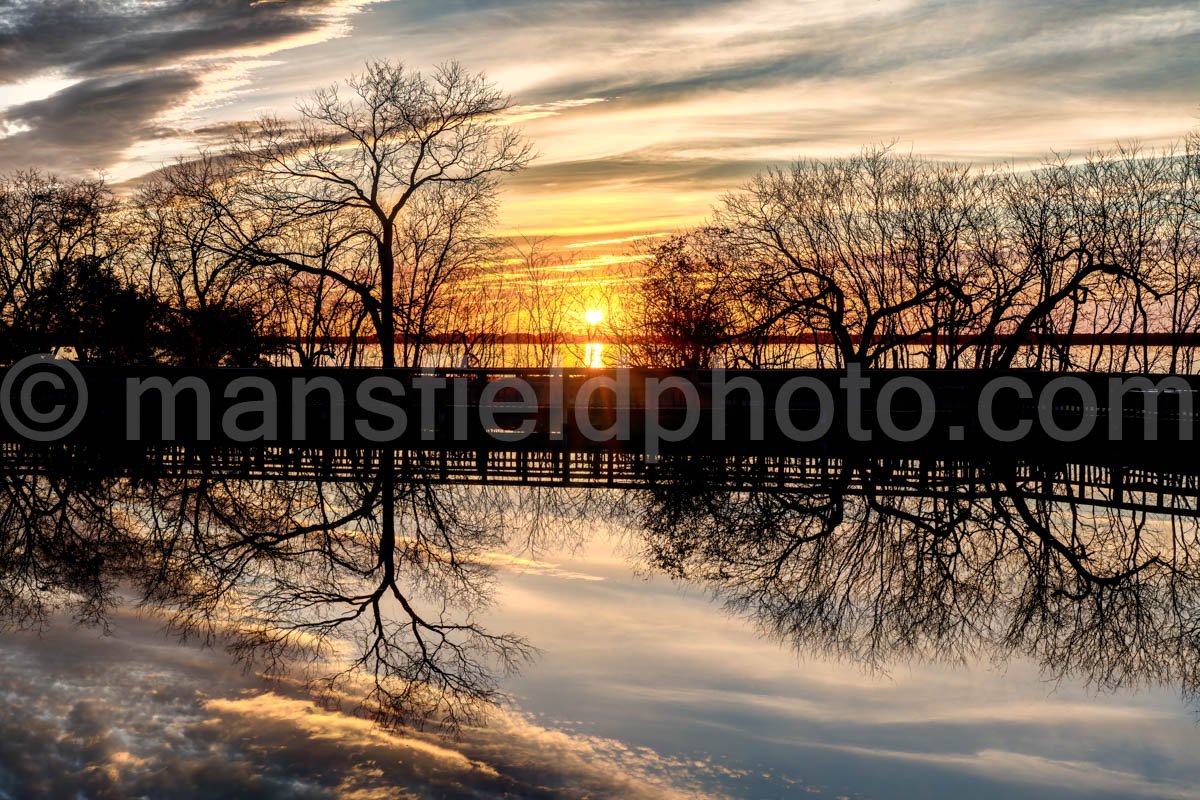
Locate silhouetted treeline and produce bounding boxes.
[0,172,267,365]
[0,62,529,369]
[624,139,1200,373]
[2,62,1198,372]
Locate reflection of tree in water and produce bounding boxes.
[6,447,1200,730]
[0,461,136,631]
[632,457,1200,702]
[0,450,535,731]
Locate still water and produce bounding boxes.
[1,450,1198,799]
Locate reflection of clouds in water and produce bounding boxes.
[490,533,1200,800]
[7,476,1200,799]
[0,608,730,799]
[805,744,1200,800]
[476,551,606,582]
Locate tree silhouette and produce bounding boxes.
[1,254,166,364]
[224,61,532,368]
[625,229,740,368]
[0,448,533,731]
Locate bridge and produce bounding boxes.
[0,365,1196,456]
[3,441,1198,518]
[0,364,1198,516]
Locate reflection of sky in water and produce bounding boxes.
[484,527,1200,799]
[2,516,1200,798]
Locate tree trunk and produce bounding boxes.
[379,235,396,368]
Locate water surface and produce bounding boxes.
[0,450,1198,798]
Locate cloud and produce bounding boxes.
[477,551,606,581]
[0,72,202,170]
[507,150,775,193]
[486,524,1200,800]
[357,0,1194,234]
[0,0,379,172]
[5,0,1200,234]
[0,0,376,83]
[0,607,731,799]
[809,742,1200,799]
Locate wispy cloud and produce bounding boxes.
[0,72,201,170]
[356,0,1200,234]
[4,0,1199,233]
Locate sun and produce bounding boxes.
[584,309,604,326]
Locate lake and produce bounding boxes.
[0,443,1198,798]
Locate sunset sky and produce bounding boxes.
[5,7,1200,796]
[2,0,1199,248]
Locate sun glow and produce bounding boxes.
[584,342,605,368]
[585,309,604,326]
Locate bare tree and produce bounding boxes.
[0,171,122,326]
[720,149,981,368]
[121,461,535,731]
[700,137,1200,372]
[225,60,532,368]
[134,156,263,313]
[624,228,741,368]
[508,235,573,368]
[631,453,1200,697]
